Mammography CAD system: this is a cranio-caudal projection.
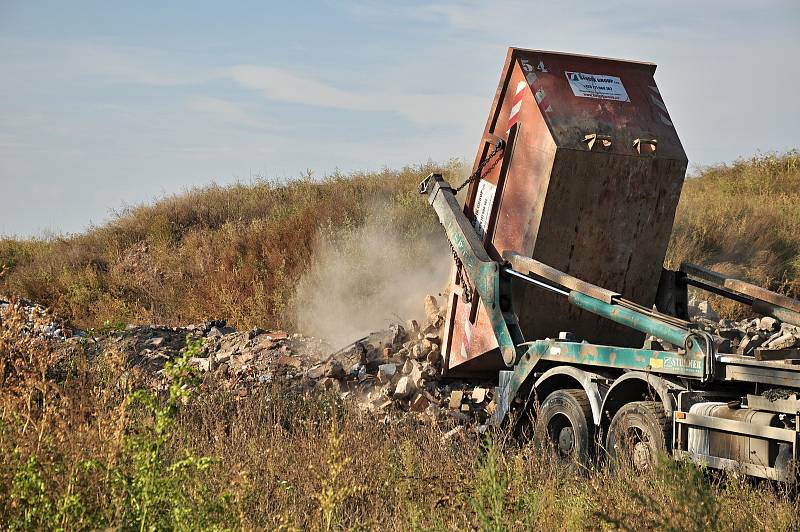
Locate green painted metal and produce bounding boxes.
[525,340,705,377]
[491,293,712,425]
[422,173,519,366]
[568,292,692,348]
[494,338,707,422]
[421,172,717,419]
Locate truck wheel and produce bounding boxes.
[535,389,593,465]
[605,401,670,471]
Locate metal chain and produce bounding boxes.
[453,142,504,194]
[452,244,474,303]
[449,141,504,302]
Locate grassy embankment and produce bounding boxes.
[1,151,799,529]
[0,163,449,331]
[666,151,800,315]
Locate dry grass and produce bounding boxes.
[1,303,798,530]
[666,151,800,316]
[0,162,457,331]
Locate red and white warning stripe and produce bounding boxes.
[507,80,526,133]
[649,85,673,126]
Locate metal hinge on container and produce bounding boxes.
[633,138,658,155]
[584,133,612,151]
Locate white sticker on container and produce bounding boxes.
[565,71,630,102]
[472,179,496,240]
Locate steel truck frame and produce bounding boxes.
[419,170,800,481]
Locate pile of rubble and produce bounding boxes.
[689,298,800,359]
[92,294,495,427]
[7,290,800,428]
[1,293,494,439]
[0,297,81,340]
[104,320,328,389]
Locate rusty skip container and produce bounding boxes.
[443,48,687,375]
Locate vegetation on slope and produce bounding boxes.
[667,151,800,301]
[0,162,454,330]
[1,152,798,332]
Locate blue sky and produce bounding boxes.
[1,0,798,237]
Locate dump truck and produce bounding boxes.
[419,48,800,479]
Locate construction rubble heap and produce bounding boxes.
[0,298,78,341]
[3,294,799,433]
[0,295,496,435]
[687,296,800,359]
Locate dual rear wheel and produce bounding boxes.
[605,401,671,471]
[536,389,594,464]
[534,391,669,471]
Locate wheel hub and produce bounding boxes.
[632,441,652,470]
[557,426,575,456]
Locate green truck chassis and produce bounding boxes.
[420,172,800,481]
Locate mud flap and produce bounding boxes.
[488,370,515,427]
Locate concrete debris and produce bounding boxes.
[277,354,302,368]
[688,296,719,321]
[189,356,211,372]
[737,335,766,355]
[393,376,416,399]
[767,333,797,351]
[684,299,800,357]
[448,390,464,409]
[472,387,487,403]
[441,425,464,442]
[2,292,497,433]
[0,297,82,340]
[410,393,429,412]
[371,396,393,411]
[424,295,440,322]
[324,360,345,379]
[376,363,397,384]
[759,316,779,332]
[9,288,800,432]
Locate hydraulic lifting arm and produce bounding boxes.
[419,173,521,366]
[418,172,716,376]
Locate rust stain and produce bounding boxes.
[580,345,599,360]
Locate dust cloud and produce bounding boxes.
[294,207,452,349]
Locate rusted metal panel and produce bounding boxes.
[421,173,520,367]
[520,154,686,347]
[444,48,688,373]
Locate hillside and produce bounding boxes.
[0,162,456,336]
[1,152,798,335]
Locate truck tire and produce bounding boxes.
[605,401,670,471]
[535,389,594,465]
